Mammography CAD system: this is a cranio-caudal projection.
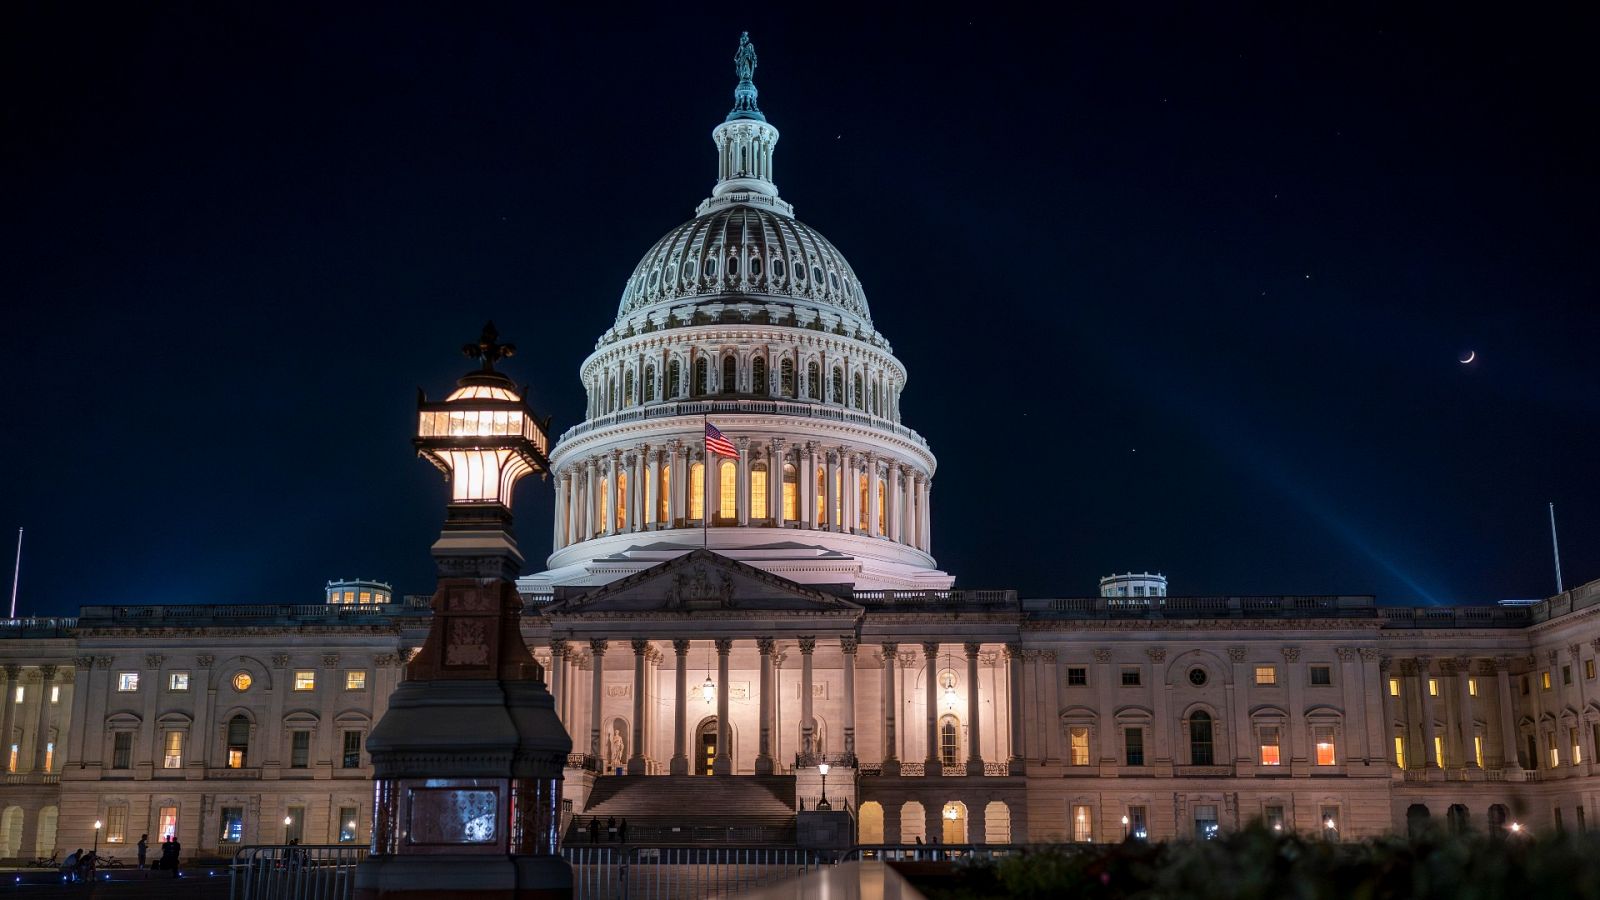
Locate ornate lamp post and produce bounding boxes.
[356,323,572,900]
[816,762,831,810]
[92,819,101,857]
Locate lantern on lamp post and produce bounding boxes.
[816,762,831,810]
[357,323,572,900]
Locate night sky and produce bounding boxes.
[4,5,1597,614]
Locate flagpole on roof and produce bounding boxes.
[703,413,709,551]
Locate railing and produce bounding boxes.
[846,844,1025,862]
[567,822,795,847]
[229,844,364,900]
[563,846,826,900]
[898,762,925,777]
[853,589,1017,607]
[553,398,931,453]
[1172,765,1235,777]
[3,772,59,785]
[207,767,263,780]
[78,601,432,628]
[0,616,78,637]
[567,753,601,772]
[1031,595,1378,620]
[794,751,856,769]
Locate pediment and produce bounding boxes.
[547,549,859,617]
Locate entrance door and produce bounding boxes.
[699,719,718,775]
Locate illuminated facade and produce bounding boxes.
[1,34,1597,861]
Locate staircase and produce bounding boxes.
[567,775,798,846]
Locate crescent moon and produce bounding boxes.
[1459,351,1476,364]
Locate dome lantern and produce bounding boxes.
[701,33,794,218]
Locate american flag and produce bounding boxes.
[704,421,737,458]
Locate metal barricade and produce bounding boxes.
[563,846,826,900]
[229,845,365,900]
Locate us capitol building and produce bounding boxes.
[2,35,1597,860]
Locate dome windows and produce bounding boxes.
[829,270,840,291]
[793,263,806,284]
[665,261,677,287]
[749,256,762,278]
[812,264,824,285]
[705,256,719,279]
[685,259,698,282]
[773,258,787,280]
[727,255,740,278]
[649,269,661,289]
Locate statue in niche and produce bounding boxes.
[607,726,625,768]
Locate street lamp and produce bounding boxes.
[1509,821,1523,834]
[1121,814,1129,840]
[93,820,101,856]
[816,762,831,810]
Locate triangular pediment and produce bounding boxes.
[546,549,860,616]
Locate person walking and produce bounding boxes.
[618,818,628,845]
[161,835,180,875]
[136,834,148,870]
[588,817,600,844]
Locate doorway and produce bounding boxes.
[698,718,718,775]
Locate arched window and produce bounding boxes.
[624,369,635,406]
[693,358,709,396]
[668,359,682,398]
[705,255,718,279]
[615,472,627,531]
[226,715,250,768]
[783,463,798,521]
[718,460,737,520]
[643,365,655,402]
[831,367,844,405]
[722,355,738,394]
[1189,711,1214,765]
[596,477,608,533]
[815,468,827,526]
[751,465,769,519]
[853,372,864,410]
[806,362,820,400]
[689,463,705,520]
[939,715,961,767]
[780,358,795,397]
[659,466,671,523]
[752,357,767,396]
[608,375,617,413]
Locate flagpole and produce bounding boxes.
[703,413,709,551]
[8,527,20,619]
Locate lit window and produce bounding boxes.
[751,467,769,519]
[1428,678,1439,697]
[1309,666,1332,686]
[293,671,315,691]
[11,686,21,704]
[689,463,705,520]
[1072,804,1093,842]
[226,715,249,768]
[1069,726,1091,766]
[1573,728,1583,765]
[1314,727,1336,766]
[1264,805,1285,832]
[359,591,373,604]
[107,806,128,843]
[1255,666,1277,686]
[1434,735,1446,767]
[1542,671,1552,691]
[345,671,367,691]
[343,730,363,769]
[1394,734,1407,769]
[158,806,177,842]
[220,807,244,843]
[1474,734,1484,768]
[1121,667,1141,687]
[938,716,960,767]
[232,672,252,692]
[1321,806,1339,840]
[877,482,887,535]
[1259,727,1281,766]
[1588,660,1596,680]
[1388,677,1400,697]
[163,731,183,769]
[49,686,59,704]
[1548,733,1560,768]
[5,745,14,773]
[169,672,189,692]
[117,673,139,692]
[1468,677,1478,697]
[718,461,737,519]
[339,806,359,843]
[43,741,53,771]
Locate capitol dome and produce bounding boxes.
[616,207,873,331]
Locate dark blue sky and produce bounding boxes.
[3,4,1596,613]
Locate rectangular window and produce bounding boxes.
[1563,665,1572,685]
[107,806,127,843]
[1588,659,1597,680]
[338,806,359,843]
[1434,735,1446,767]
[1194,804,1219,840]
[1468,677,1478,697]
[1474,734,1484,769]
[1394,734,1407,769]
[291,730,311,768]
[5,745,14,773]
[285,806,305,844]
[50,686,59,704]
[158,806,177,841]
[1321,806,1340,839]
[1388,677,1400,696]
[358,591,373,604]
[44,742,53,771]
[750,468,768,519]
[293,671,315,691]
[342,730,362,769]
[1256,666,1277,686]
[117,673,139,692]
[1542,671,1552,691]
[1521,675,1529,695]
[1120,667,1141,686]
[163,731,183,769]
[1264,805,1286,832]
[1127,805,1147,841]
[1067,667,1087,686]
[112,732,132,769]
[1428,678,1439,697]
[1125,727,1144,766]
[1069,726,1090,766]
[1548,733,1559,768]
[1072,804,1094,842]
[1259,726,1282,766]
[168,672,189,692]
[345,671,367,691]
[220,807,244,843]
[1314,726,1337,766]
[12,686,21,703]
[782,474,797,522]
[718,461,737,519]
[1573,728,1583,765]
[1309,666,1332,686]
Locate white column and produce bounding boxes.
[632,447,647,531]
[768,439,785,524]
[757,638,775,774]
[923,642,941,774]
[842,637,858,761]
[549,639,567,724]
[868,456,881,537]
[0,666,18,771]
[1456,656,1477,769]
[880,643,899,774]
[666,440,683,527]
[588,640,607,761]
[646,450,661,528]
[553,473,568,552]
[842,452,858,533]
[965,643,983,775]
[799,637,817,756]
[1495,658,1521,771]
[1417,656,1438,768]
[736,437,751,526]
[801,442,818,528]
[1006,644,1025,774]
[671,640,689,775]
[919,476,933,552]
[888,464,902,543]
[584,459,597,541]
[824,451,839,531]
[714,639,732,775]
[628,640,648,774]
